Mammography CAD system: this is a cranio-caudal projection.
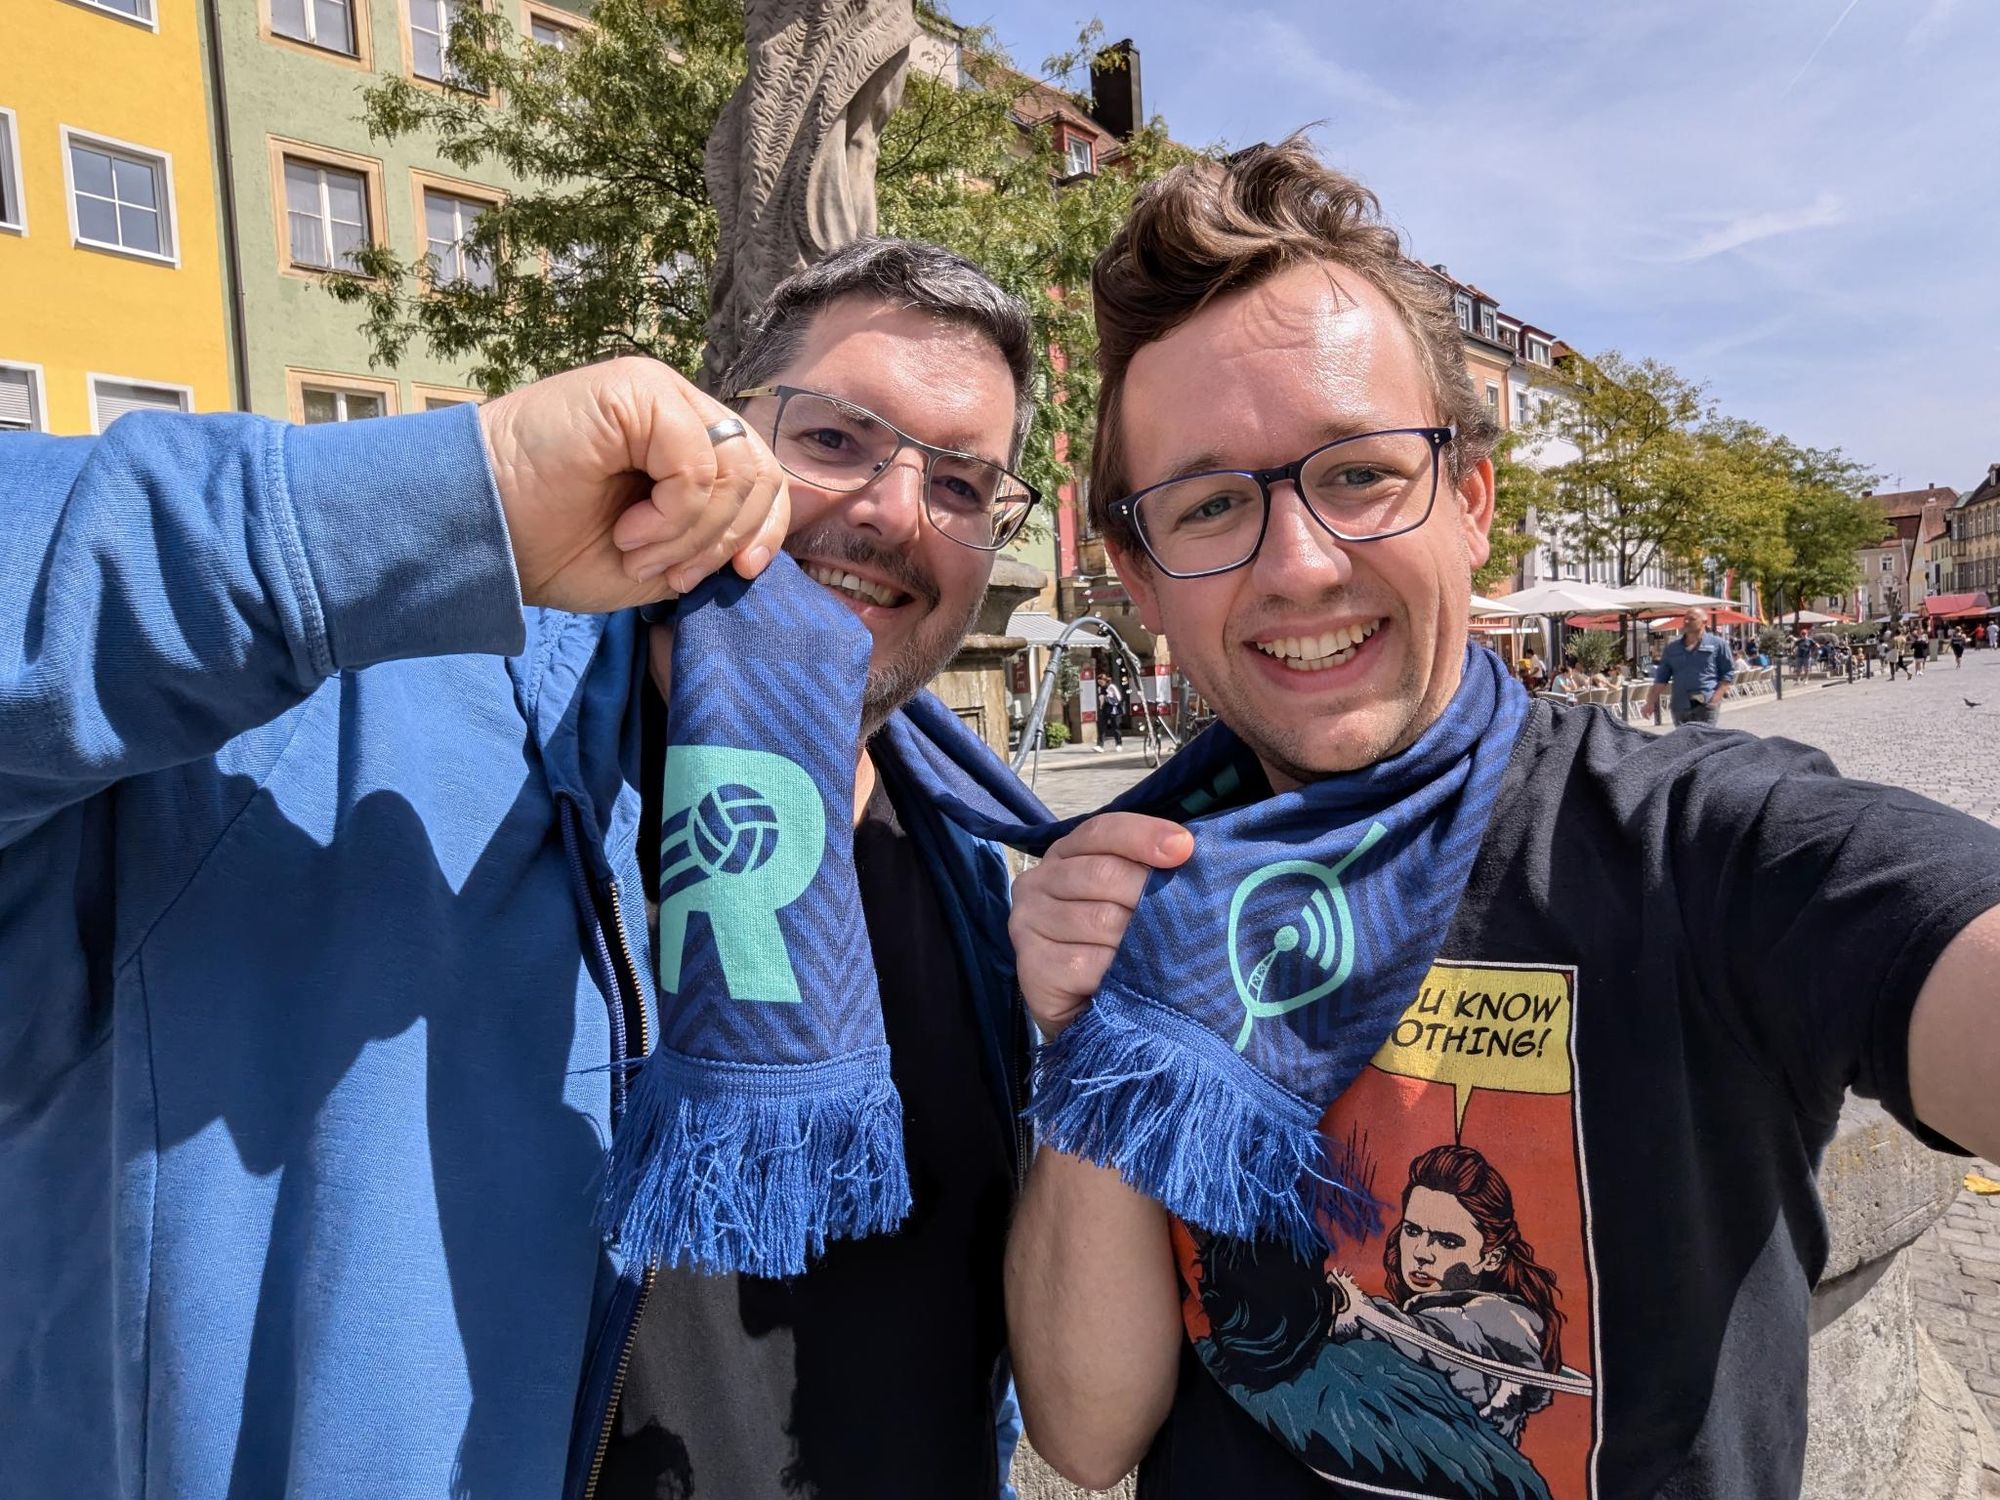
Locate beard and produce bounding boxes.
[783,525,984,738]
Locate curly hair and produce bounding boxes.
[1086,134,1498,551]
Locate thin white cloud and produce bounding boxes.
[1680,314,1794,364]
[1784,0,1866,94]
[1907,0,1960,50]
[1234,11,1408,114]
[1654,192,1848,263]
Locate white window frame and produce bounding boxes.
[66,0,158,31]
[1063,133,1095,177]
[422,186,493,287]
[0,108,24,235]
[61,127,178,267]
[1479,306,1497,340]
[283,156,371,271]
[299,384,388,423]
[408,0,470,83]
[524,5,580,49]
[1453,292,1473,333]
[0,360,49,432]
[1527,336,1552,366]
[1484,382,1500,415]
[87,372,194,434]
[270,0,360,56]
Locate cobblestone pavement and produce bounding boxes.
[1029,648,2000,1433]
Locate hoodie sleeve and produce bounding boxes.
[0,404,524,848]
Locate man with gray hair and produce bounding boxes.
[0,237,1038,1499]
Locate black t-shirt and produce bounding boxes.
[598,704,1015,1499]
[1138,702,2000,1500]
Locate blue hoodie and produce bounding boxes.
[0,407,1022,1499]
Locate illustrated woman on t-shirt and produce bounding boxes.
[1325,1144,1566,1448]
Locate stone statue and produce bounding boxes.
[700,0,919,391]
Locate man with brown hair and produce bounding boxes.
[1004,138,2000,1498]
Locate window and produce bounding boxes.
[0,364,44,432]
[423,187,493,287]
[66,133,174,262]
[284,157,370,269]
[409,0,469,82]
[0,109,22,233]
[527,9,579,48]
[1881,556,1893,573]
[271,0,356,54]
[90,377,190,432]
[1527,336,1552,366]
[1479,307,1496,340]
[287,369,397,423]
[302,385,385,422]
[1453,293,1472,332]
[75,0,155,24]
[413,383,482,410]
[1063,133,1095,177]
[1515,390,1529,427]
[1484,382,1500,416]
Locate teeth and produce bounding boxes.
[805,564,902,608]
[1254,620,1379,670]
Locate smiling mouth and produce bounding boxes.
[1251,619,1383,672]
[801,563,914,610]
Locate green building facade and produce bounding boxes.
[207,0,589,422]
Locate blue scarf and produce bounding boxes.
[599,558,1529,1274]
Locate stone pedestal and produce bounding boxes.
[928,557,1045,756]
[1011,1099,2000,1499]
[1803,1099,2000,1498]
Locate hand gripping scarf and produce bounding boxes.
[598,557,1530,1275]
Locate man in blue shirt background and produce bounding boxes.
[1645,606,1736,726]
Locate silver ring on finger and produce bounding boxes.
[704,416,748,446]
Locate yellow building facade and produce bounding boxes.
[0,0,233,435]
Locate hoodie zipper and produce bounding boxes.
[557,793,657,1500]
[586,849,654,1499]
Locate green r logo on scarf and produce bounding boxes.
[1226,822,1387,1051]
[658,746,826,1004]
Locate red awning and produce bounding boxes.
[1925,592,1991,618]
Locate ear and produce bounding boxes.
[1108,538,1165,637]
[1479,1242,1508,1275]
[1459,455,1496,572]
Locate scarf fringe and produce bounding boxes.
[596,1047,911,1279]
[1025,989,1380,1256]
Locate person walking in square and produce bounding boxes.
[1914,630,1931,677]
[1645,607,1736,727]
[1100,678,1127,751]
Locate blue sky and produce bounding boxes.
[965,0,1999,495]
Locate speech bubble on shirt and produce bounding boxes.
[1370,965,1574,1136]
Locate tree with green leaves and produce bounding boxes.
[325,0,1197,511]
[1531,351,1715,587]
[1525,352,1881,621]
[1754,441,1886,623]
[1479,428,1549,593]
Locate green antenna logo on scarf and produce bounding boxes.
[1225,822,1388,1051]
[658,746,825,1004]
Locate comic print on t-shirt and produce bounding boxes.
[1172,960,1602,1499]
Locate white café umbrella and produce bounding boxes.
[1484,580,1632,616]
[1603,584,1739,612]
[1469,593,1532,616]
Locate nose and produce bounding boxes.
[842,448,927,548]
[1247,478,1354,595]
